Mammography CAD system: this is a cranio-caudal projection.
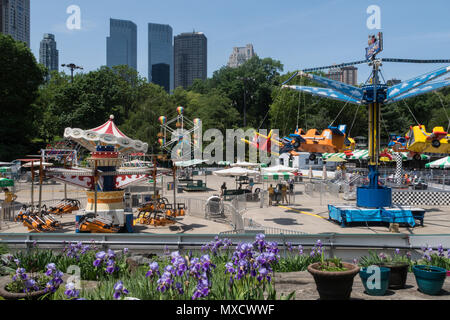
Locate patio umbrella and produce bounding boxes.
[230,161,260,168]
[22,162,54,168]
[425,156,450,169]
[261,172,294,181]
[261,165,297,173]
[213,167,259,177]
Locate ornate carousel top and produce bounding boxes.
[64,115,148,154]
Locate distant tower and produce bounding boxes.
[148,23,173,92]
[0,0,30,47]
[327,65,358,86]
[174,32,207,89]
[106,18,137,70]
[39,33,59,79]
[227,44,255,68]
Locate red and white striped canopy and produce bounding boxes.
[90,115,128,138]
[64,115,148,154]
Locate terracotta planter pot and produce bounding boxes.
[0,276,48,300]
[379,262,409,289]
[307,262,360,300]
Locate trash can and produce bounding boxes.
[125,213,134,233]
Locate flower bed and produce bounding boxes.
[0,237,448,300]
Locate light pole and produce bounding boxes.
[237,77,255,127]
[61,63,83,83]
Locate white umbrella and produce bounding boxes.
[22,162,53,168]
[261,165,298,173]
[213,167,259,177]
[230,161,260,168]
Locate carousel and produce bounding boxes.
[46,115,151,233]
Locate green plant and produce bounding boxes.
[416,245,450,271]
[316,256,348,272]
[0,243,8,255]
[359,249,412,269]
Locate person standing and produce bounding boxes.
[220,182,227,197]
[268,184,274,206]
[281,183,288,204]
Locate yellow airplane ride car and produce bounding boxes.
[406,125,450,155]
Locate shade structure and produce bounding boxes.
[425,156,450,169]
[21,162,53,168]
[217,161,231,166]
[325,155,347,162]
[64,115,148,154]
[174,159,206,167]
[0,178,14,187]
[262,172,294,181]
[213,167,259,177]
[230,161,260,168]
[323,149,431,162]
[261,165,298,173]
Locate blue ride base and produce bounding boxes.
[328,165,422,228]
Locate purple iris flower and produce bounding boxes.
[113,281,129,300]
[395,248,400,255]
[298,245,304,255]
[64,282,80,299]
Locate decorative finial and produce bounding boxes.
[110,115,114,120]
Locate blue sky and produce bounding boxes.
[31,0,450,83]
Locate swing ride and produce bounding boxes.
[281,32,450,226]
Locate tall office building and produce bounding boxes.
[148,23,173,93]
[39,33,59,78]
[341,66,358,86]
[227,44,255,68]
[174,32,207,89]
[0,0,30,47]
[326,65,358,86]
[106,18,137,70]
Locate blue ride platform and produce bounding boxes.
[328,204,425,228]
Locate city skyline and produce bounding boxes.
[27,1,450,83]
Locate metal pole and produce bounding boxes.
[31,161,34,206]
[173,165,177,211]
[94,160,98,215]
[38,157,43,214]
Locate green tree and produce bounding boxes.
[0,34,46,160]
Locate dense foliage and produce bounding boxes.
[1,34,449,161]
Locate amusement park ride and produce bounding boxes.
[280,32,450,223]
[245,125,355,160]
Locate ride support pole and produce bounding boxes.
[31,161,34,206]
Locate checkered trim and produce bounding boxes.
[393,191,450,206]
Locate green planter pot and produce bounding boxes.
[359,266,390,296]
[413,265,447,296]
[307,262,360,300]
[379,262,409,289]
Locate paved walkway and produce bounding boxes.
[274,271,450,300]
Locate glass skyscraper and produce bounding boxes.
[39,33,59,78]
[174,32,207,89]
[0,0,30,47]
[148,23,173,93]
[106,18,137,70]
